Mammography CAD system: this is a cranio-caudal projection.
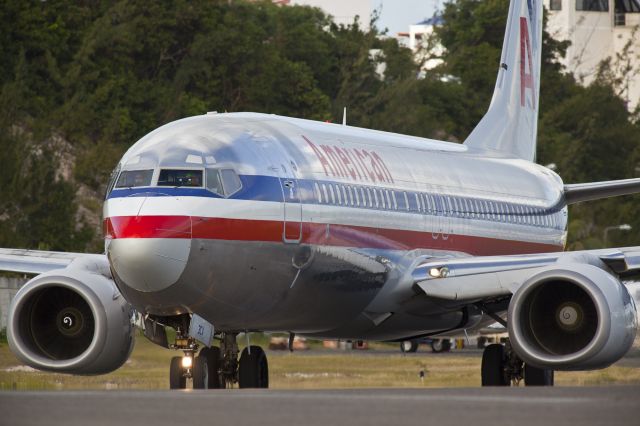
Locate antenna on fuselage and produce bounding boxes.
[342,107,347,126]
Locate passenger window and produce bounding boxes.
[359,188,365,206]
[379,189,386,209]
[116,169,153,188]
[342,186,349,206]
[414,194,421,212]
[353,186,360,206]
[366,188,373,207]
[404,192,409,211]
[158,169,202,187]
[314,183,323,203]
[335,185,342,205]
[206,169,224,195]
[391,191,398,210]
[373,189,379,208]
[384,190,391,209]
[322,184,329,203]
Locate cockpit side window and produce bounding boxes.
[204,168,242,197]
[115,169,154,189]
[158,169,203,187]
[220,169,242,196]
[105,164,121,199]
[206,169,224,196]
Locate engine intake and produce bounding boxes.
[8,267,135,375]
[508,263,637,370]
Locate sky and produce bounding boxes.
[375,0,440,35]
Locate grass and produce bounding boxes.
[1,334,639,390]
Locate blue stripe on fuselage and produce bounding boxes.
[108,175,284,202]
[107,174,566,231]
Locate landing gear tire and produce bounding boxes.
[481,344,509,386]
[524,364,554,386]
[400,340,418,353]
[200,347,222,389]
[239,346,269,388]
[169,356,186,389]
[431,339,451,353]
[192,355,209,389]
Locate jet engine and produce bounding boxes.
[508,263,637,370]
[7,265,135,375]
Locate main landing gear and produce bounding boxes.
[168,331,269,390]
[481,342,554,386]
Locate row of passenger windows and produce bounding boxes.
[112,168,242,197]
[313,182,563,229]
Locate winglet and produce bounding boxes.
[463,0,543,162]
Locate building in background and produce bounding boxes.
[396,16,445,72]
[546,0,640,110]
[0,277,27,331]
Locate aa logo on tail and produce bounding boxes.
[519,17,536,109]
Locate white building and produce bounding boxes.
[396,16,445,72]
[546,0,640,110]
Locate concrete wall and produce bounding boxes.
[0,277,28,331]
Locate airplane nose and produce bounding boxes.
[106,215,192,293]
[108,238,191,293]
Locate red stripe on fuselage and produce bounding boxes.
[104,216,562,256]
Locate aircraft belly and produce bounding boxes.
[122,239,391,332]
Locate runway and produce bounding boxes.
[1,386,637,426]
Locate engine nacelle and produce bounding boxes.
[7,266,135,375]
[508,263,637,370]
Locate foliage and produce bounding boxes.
[0,0,638,251]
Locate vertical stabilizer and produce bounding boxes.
[463,0,543,162]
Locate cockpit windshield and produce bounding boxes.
[115,169,154,188]
[158,169,203,187]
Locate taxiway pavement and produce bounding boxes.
[1,386,637,426]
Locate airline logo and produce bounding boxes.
[519,15,536,109]
[304,136,395,184]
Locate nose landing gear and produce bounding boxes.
[168,336,211,390]
[168,331,269,390]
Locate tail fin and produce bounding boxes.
[463,0,543,162]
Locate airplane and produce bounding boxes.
[2,0,640,389]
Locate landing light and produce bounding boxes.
[181,356,193,368]
[429,267,449,278]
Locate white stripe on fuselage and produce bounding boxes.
[105,195,565,246]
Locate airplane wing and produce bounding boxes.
[564,178,640,204]
[0,248,107,275]
[413,247,640,301]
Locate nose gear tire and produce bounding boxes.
[169,356,186,389]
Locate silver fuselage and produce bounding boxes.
[104,113,568,340]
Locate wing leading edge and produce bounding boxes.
[564,178,640,204]
[0,248,107,275]
[413,247,640,301]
